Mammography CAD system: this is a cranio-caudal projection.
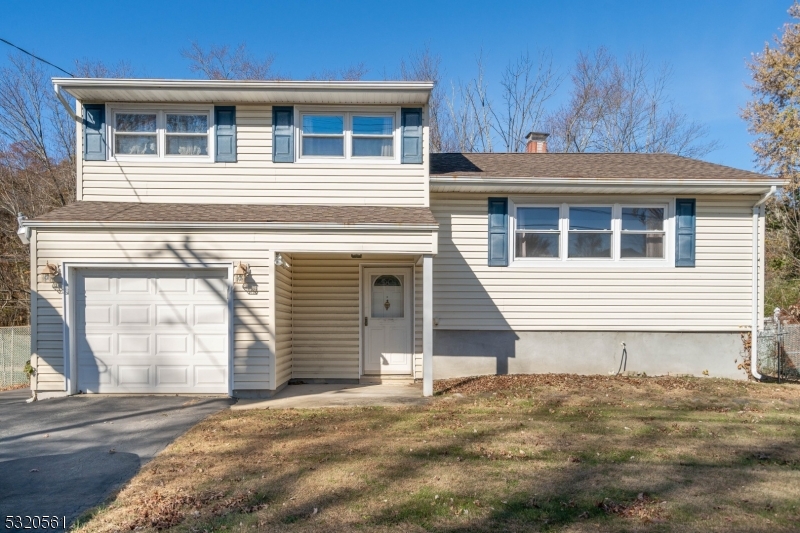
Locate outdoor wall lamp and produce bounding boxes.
[39,262,59,283]
[233,262,249,285]
[274,253,291,269]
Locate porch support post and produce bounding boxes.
[422,254,433,396]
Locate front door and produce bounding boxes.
[363,267,413,375]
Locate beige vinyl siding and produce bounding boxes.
[81,105,428,206]
[274,253,293,388]
[33,231,271,392]
[290,254,420,380]
[431,193,758,332]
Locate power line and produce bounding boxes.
[0,37,74,77]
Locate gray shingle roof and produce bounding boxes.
[33,202,438,226]
[430,153,771,181]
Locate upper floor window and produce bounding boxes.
[511,200,673,266]
[298,110,398,162]
[110,106,213,161]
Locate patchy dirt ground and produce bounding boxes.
[74,375,800,532]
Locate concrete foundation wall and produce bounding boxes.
[433,330,747,380]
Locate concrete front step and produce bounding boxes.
[359,376,415,385]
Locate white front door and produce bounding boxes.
[363,267,413,375]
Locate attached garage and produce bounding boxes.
[74,269,230,394]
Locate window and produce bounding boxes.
[301,114,344,157]
[620,207,665,259]
[515,207,560,258]
[568,206,613,259]
[110,107,213,160]
[511,200,671,266]
[298,110,398,161]
[352,115,394,157]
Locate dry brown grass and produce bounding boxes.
[74,375,800,532]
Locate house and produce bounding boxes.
[18,78,781,399]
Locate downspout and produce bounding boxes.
[751,185,777,380]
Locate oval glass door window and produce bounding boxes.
[372,275,403,318]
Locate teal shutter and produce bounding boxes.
[83,104,106,161]
[401,108,423,164]
[675,199,696,267]
[488,198,509,267]
[272,106,294,163]
[215,106,237,162]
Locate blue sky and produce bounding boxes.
[1,0,794,170]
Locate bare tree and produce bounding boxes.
[0,55,133,325]
[399,47,454,152]
[490,50,560,152]
[446,52,494,152]
[181,41,280,80]
[308,62,369,81]
[546,47,718,157]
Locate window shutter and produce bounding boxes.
[272,106,294,163]
[83,104,106,161]
[214,106,237,162]
[401,108,423,164]
[488,197,509,267]
[675,198,696,267]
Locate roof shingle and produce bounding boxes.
[33,202,438,226]
[430,153,770,181]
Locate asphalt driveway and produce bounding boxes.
[0,389,231,529]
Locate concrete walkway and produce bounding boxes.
[233,382,428,410]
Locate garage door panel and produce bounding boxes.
[195,366,226,386]
[157,277,189,293]
[118,365,151,385]
[83,305,112,325]
[195,334,226,354]
[156,334,190,355]
[118,334,150,355]
[195,304,227,325]
[157,366,189,385]
[119,277,150,293]
[76,270,229,394]
[118,305,150,326]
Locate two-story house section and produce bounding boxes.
[26,79,438,398]
[20,77,782,400]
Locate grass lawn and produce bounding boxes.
[75,375,800,532]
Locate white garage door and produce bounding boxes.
[76,270,229,393]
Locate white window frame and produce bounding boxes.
[509,197,675,268]
[513,204,562,260]
[296,107,401,164]
[107,103,215,163]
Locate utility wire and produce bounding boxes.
[0,37,74,77]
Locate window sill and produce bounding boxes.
[109,155,215,164]
[508,259,675,269]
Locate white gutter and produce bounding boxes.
[751,185,778,380]
[52,77,435,91]
[429,176,784,189]
[21,220,439,232]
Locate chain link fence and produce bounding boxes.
[758,317,800,382]
[0,326,31,388]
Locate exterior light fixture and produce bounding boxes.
[39,262,59,283]
[233,262,249,285]
[274,253,291,269]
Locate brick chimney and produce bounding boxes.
[525,132,549,153]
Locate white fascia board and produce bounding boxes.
[429,176,784,191]
[52,78,433,105]
[22,220,438,231]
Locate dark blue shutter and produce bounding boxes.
[488,198,509,267]
[272,106,294,163]
[675,198,696,267]
[401,108,423,164]
[83,104,106,161]
[215,106,237,162]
